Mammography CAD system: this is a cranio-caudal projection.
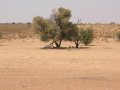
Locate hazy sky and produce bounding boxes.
[0,0,120,23]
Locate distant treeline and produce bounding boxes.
[0,22,31,25]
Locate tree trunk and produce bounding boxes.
[58,39,62,48]
[54,40,62,48]
[85,43,88,46]
[54,42,59,48]
[75,41,79,48]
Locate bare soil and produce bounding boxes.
[0,39,120,90]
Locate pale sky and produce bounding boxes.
[0,0,120,23]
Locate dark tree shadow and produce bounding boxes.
[40,46,90,50]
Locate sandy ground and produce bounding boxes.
[0,39,120,90]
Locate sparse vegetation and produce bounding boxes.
[0,32,2,39]
[117,31,120,41]
[78,24,120,39]
[0,23,32,39]
[32,7,120,48]
[80,28,93,46]
[0,8,120,49]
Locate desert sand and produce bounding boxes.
[0,39,120,90]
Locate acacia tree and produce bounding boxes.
[33,7,72,48]
[50,7,72,48]
[32,16,60,47]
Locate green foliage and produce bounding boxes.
[117,31,120,41]
[32,16,45,33]
[66,24,82,48]
[80,28,93,46]
[66,23,78,41]
[51,7,72,41]
[33,16,60,42]
[51,7,71,27]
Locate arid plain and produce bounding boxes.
[0,24,120,90]
[0,39,120,90]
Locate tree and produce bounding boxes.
[68,26,94,47]
[66,23,81,48]
[73,29,81,48]
[66,18,83,48]
[80,28,93,46]
[33,7,72,48]
[50,7,72,48]
[32,16,60,47]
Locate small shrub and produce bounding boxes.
[0,32,2,39]
[117,32,120,41]
[80,28,93,46]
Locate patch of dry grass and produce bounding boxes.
[0,23,35,39]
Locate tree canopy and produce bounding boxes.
[32,7,94,48]
[33,16,60,42]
